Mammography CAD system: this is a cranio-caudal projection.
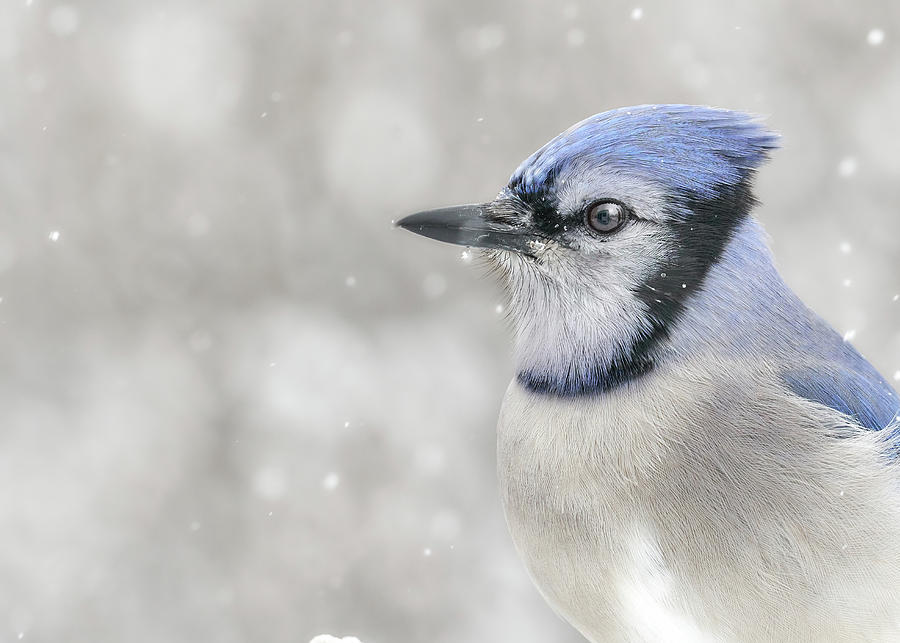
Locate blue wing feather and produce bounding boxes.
[783,360,900,432]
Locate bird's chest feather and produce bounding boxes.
[496,371,900,642]
[497,375,706,641]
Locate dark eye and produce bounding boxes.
[585,201,627,234]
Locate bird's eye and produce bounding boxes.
[585,201,627,234]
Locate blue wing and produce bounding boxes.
[783,358,900,432]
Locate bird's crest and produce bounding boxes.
[509,104,779,203]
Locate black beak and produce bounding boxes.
[395,203,539,255]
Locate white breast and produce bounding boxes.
[497,365,900,642]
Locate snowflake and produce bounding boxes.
[837,157,858,177]
[867,28,885,46]
[322,472,340,491]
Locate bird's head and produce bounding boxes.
[397,105,779,394]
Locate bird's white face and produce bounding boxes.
[482,167,680,392]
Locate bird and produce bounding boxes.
[396,104,900,642]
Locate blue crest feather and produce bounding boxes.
[509,104,779,204]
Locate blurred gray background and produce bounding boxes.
[1,0,899,641]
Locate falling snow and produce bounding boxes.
[48,230,60,242]
[867,28,885,46]
[322,472,340,491]
[837,157,858,177]
[631,7,644,20]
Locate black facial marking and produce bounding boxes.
[634,179,756,333]
[519,192,563,238]
[518,177,757,397]
[518,343,655,396]
[507,169,570,239]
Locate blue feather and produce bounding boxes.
[783,355,900,432]
[509,104,779,206]
[677,221,900,434]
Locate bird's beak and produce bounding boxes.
[395,203,540,255]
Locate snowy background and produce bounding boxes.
[1,1,899,642]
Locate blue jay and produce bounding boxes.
[397,105,900,642]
